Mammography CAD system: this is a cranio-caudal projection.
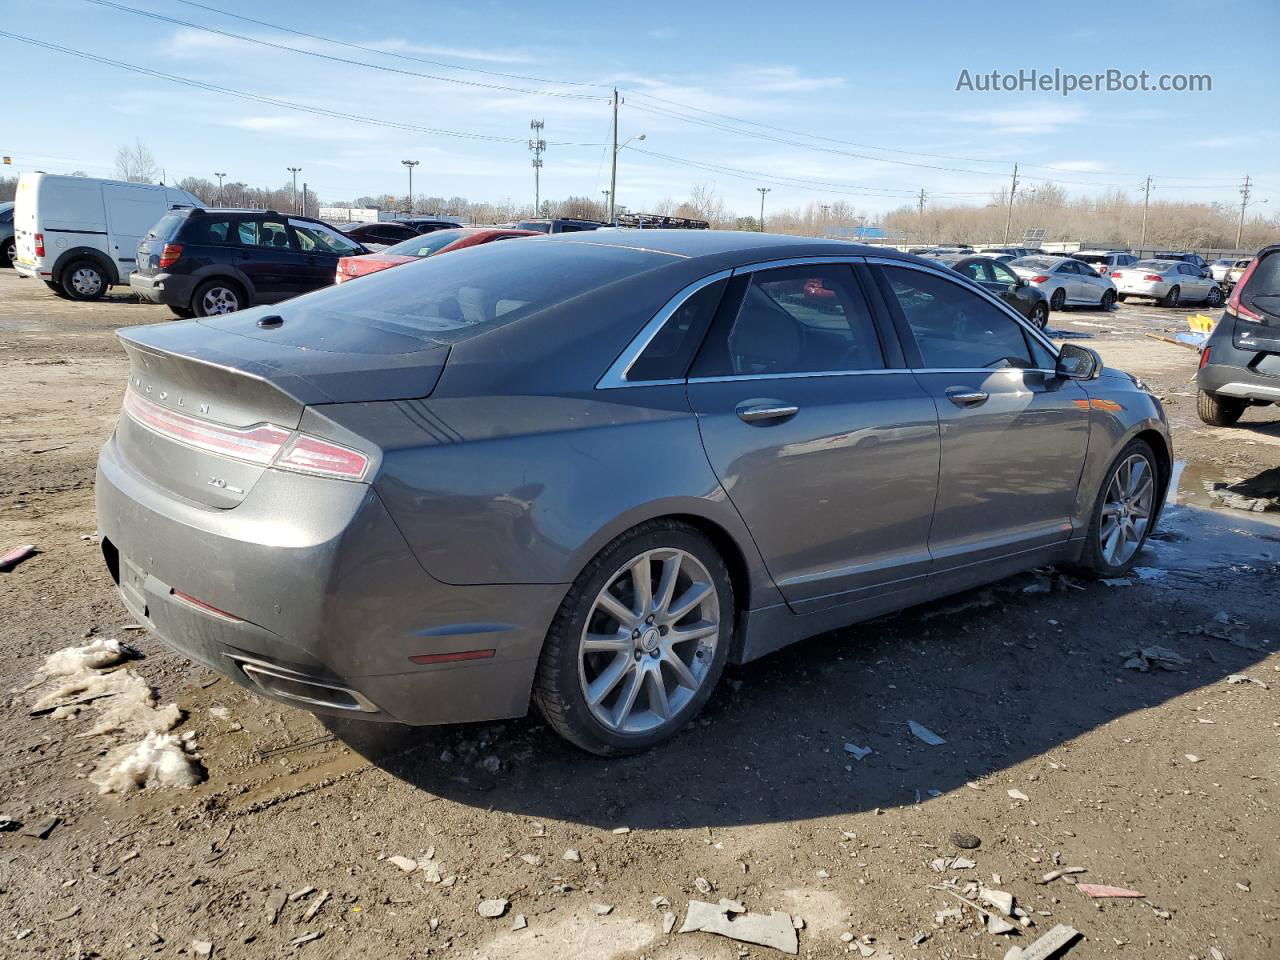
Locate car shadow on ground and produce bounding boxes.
[323,550,1275,831]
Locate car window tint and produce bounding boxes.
[990,262,1018,285]
[186,219,233,244]
[148,213,186,241]
[238,219,292,248]
[699,264,884,377]
[384,229,467,258]
[291,220,362,256]
[883,266,1033,370]
[960,260,993,283]
[628,278,728,381]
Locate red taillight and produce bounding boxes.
[1143,274,1163,282]
[1111,271,1123,280]
[1199,346,1211,369]
[158,243,183,268]
[1030,275,1049,284]
[1225,257,1264,322]
[34,232,44,257]
[122,390,370,480]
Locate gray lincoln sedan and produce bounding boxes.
[96,231,1171,755]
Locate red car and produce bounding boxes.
[335,227,539,283]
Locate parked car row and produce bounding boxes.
[335,227,539,283]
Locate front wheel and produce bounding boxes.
[1074,440,1159,578]
[1049,287,1066,310]
[1197,389,1245,427]
[1161,285,1181,308]
[1206,285,1224,307]
[1030,302,1049,329]
[533,520,734,756]
[1100,289,1116,310]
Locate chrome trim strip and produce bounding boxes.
[729,255,866,275]
[226,654,379,713]
[1216,381,1280,399]
[864,255,1061,358]
[596,269,733,389]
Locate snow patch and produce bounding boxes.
[42,638,129,676]
[32,667,181,737]
[89,733,204,795]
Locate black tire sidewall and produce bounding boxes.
[1079,439,1157,578]
[1032,303,1049,328]
[1101,290,1115,310]
[61,260,107,301]
[1050,288,1066,310]
[2,239,14,267]
[536,522,734,755]
[1163,286,1180,307]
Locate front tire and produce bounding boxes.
[61,259,108,301]
[43,279,72,299]
[1030,302,1049,329]
[1100,289,1116,310]
[1206,285,1224,307]
[1049,287,1066,310]
[1197,389,1245,427]
[1074,439,1159,578]
[192,278,245,316]
[533,519,734,756]
[1161,285,1181,308]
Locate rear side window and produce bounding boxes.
[1240,252,1280,321]
[693,264,884,377]
[628,278,727,382]
[181,218,234,244]
[283,239,670,344]
[882,266,1034,370]
[238,219,292,249]
[146,213,186,240]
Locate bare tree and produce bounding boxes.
[115,140,159,184]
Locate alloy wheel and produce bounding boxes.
[577,548,721,735]
[70,267,102,297]
[1100,453,1154,567]
[201,286,240,315]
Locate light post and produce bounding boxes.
[401,160,419,216]
[608,133,645,223]
[287,167,301,213]
[757,187,771,232]
[214,172,226,207]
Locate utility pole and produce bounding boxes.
[214,172,226,207]
[602,189,610,219]
[301,181,308,218]
[528,120,545,217]
[757,187,771,232]
[401,160,419,215]
[608,90,620,222]
[1237,174,1253,249]
[917,188,926,217]
[1002,163,1019,244]
[1139,175,1152,252]
[287,167,301,214]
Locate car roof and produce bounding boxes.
[540,228,911,261]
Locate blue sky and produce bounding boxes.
[2,0,1276,218]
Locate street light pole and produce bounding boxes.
[757,187,770,232]
[287,167,301,214]
[609,127,646,225]
[401,160,419,216]
[214,172,226,207]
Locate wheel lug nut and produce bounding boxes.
[658,625,668,636]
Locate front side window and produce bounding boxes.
[238,219,292,249]
[990,262,1019,285]
[291,220,362,256]
[958,260,994,283]
[882,266,1034,370]
[694,264,884,377]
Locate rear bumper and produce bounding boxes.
[1116,280,1169,298]
[13,258,49,279]
[1197,315,1280,402]
[95,429,564,725]
[130,271,195,307]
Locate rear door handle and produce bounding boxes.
[736,402,799,423]
[946,389,989,407]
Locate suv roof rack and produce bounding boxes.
[614,213,710,230]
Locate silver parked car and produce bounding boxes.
[1009,255,1117,310]
[1111,259,1225,307]
[96,232,1171,755]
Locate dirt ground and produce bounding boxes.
[1,267,1276,960]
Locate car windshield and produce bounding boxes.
[1135,260,1176,270]
[514,220,552,234]
[1011,257,1059,270]
[1240,253,1280,320]
[382,229,470,258]
[286,239,670,344]
[147,213,187,241]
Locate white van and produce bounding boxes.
[12,173,200,300]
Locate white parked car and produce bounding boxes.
[1008,255,1117,310]
[1070,250,1137,278]
[11,172,200,300]
[1110,259,1225,308]
[1224,258,1252,290]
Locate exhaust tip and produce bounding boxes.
[226,655,378,713]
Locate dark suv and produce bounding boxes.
[1197,245,1280,425]
[513,218,606,234]
[130,208,368,317]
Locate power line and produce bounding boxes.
[87,0,602,100]
[0,30,607,147]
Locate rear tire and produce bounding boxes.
[533,519,734,756]
[1073,439,1159,579]
[1117,293,1128,302]
[2,238,14,267]
[1050,287,1066,310]
[1206,285,1224,307]
[192,278,246,316]
[1161,285,1181,308]
[61,259,108,301]
[43,279,72,299]
[1197,390,1245,427]
[1030,302,1049,329]
[1100,289,1116,310]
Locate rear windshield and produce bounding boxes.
[1011,257,1059,270]
[515,221,551,234]
[147,213,187,241]
[286,239,670,344]
[1072,254,1107,264]
[383,229,469,258]
[1241,252,1280,320]
[1134,260,1176,270]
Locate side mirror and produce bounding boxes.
[1015,278,1026,289]
[1056,342,1102,380]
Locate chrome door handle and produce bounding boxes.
[946,390,989,407]
[736,403,799,423]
